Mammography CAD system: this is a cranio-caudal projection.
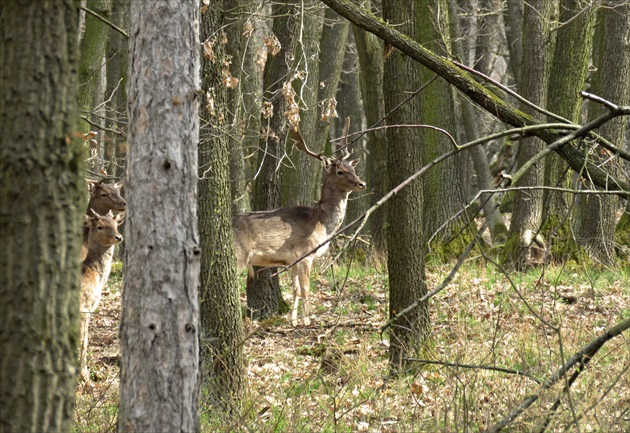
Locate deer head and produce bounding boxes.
[86,179,126,216]
[84,209,124,248]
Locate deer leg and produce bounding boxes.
[79,312,91,381]
[297,260,312,326]
[291,266,301,327]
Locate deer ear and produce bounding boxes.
[116,213,125,226]
[349,159,359,167]
[114,180,124,190]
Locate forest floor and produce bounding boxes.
[74,256,629,433]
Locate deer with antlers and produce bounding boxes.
[232,120,366,326]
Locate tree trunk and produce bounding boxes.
[449,1,508,246]
[503,0,523,87]
[382,0,429,372]
[0,1,83,431]
[282,1,326,207]
[117,2,200,431]
[199,0,245,414]
[353,14,388,255]
[246,1,299,320]
[574,3,630,265]
[503,0,554,269]
[104,0,128,179]
[543,0,595,233]
[417,0,467,255]
[225,0,263,214]
[78,0,111,136]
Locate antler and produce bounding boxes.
[337,117,352,161]
[290,127,327,162]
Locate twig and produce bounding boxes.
[80,6,128,38]
[403,358,542,384]
[482,318,630,433]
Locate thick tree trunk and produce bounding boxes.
[543,0,595,228]
[118,2,201,431]
[199,0,245,414]
[503,0,554,269]
[0,1,83,431]
[419,0,467,253]
[574,3,630,265]
[382,0,429,372]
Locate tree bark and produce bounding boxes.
[543,0,595,227]
[353,13,388,255]
[503,0,554,269]
[199,0,245,414]
[574,3,630,265]
[282,1,326,207]
[319,0,630,198]
[117,1,200,431]
[246,0,299,320]
[104,0,128,179]
[0,1,83,431]
[382,0,429,372]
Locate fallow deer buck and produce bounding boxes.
[83,179,126,260]
[232,120,366,326]
[79,210,123,381]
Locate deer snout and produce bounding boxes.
[114,234,123,243]
[355,180,366,190]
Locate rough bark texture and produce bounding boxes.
[503,0,523,86]
[574,3,630,265]
[319,0,630,197]
[225,0,262,214]
[199,0,245,414]
[0,1,84,431]
[417,0,467,251]
[354,17,388,254]
[246,1,299,320]
[503,0,554,269]
[282,1,326,207]
[382,0,429,372]
[117,2,201,431]
[543,0,595,225]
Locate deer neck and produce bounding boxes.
[316,186,350,235]
[83,243,115,285]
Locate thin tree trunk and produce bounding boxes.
[118,1,200,430]
[79,0,111,134]
[1,1,83,431]
[353,13,388,255]
[199,0,245,414]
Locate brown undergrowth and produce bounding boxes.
[74,259,629,433]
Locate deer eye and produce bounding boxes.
[337,170,344,176]
[101,193,108,197]
[97,225,104,231]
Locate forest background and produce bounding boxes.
[1,0,629,432]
